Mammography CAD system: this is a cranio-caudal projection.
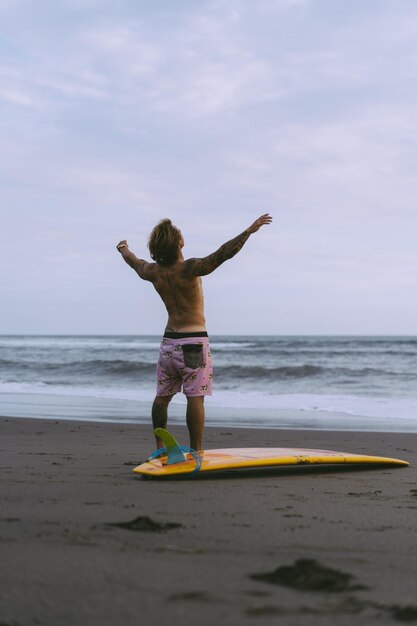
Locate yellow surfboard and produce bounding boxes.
[132,429,409,478]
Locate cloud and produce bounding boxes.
[80,23,162,79]
[0,85,38,107]
[1,4,284,118]
[0,65,45,108]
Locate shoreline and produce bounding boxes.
[2,410,417,434]
[2,390,417,433]
[2,416,417,625]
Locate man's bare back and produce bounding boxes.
[135,261,206,333]
[116,213,272,450]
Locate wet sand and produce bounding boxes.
[1,416,417,625]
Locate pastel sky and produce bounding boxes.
[1,0,417,335]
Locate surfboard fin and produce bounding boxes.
[154,428,187,465]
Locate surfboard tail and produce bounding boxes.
[147,429,203,476]
[153,428,187,465]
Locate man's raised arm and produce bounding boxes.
[116,240,154,281]
[184,213,272,277]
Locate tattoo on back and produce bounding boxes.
[184,230,250,277]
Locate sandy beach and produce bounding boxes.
[1,416,417,625]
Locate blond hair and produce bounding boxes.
[148,219,181,266]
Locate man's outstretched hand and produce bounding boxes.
[116,239,129,250]
[247,213,273,234]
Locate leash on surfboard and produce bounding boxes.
[147,428,202,476]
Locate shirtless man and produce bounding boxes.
[116,213,272,451]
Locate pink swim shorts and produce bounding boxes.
[156,332,213,397]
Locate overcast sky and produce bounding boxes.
[1,0,417,335]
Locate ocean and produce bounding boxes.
[1,335,416,432]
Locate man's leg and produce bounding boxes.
[186,396,205,451]
[152,395,173,448]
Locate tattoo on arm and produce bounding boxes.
[134,259,153,281]
[185,230,251,277]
